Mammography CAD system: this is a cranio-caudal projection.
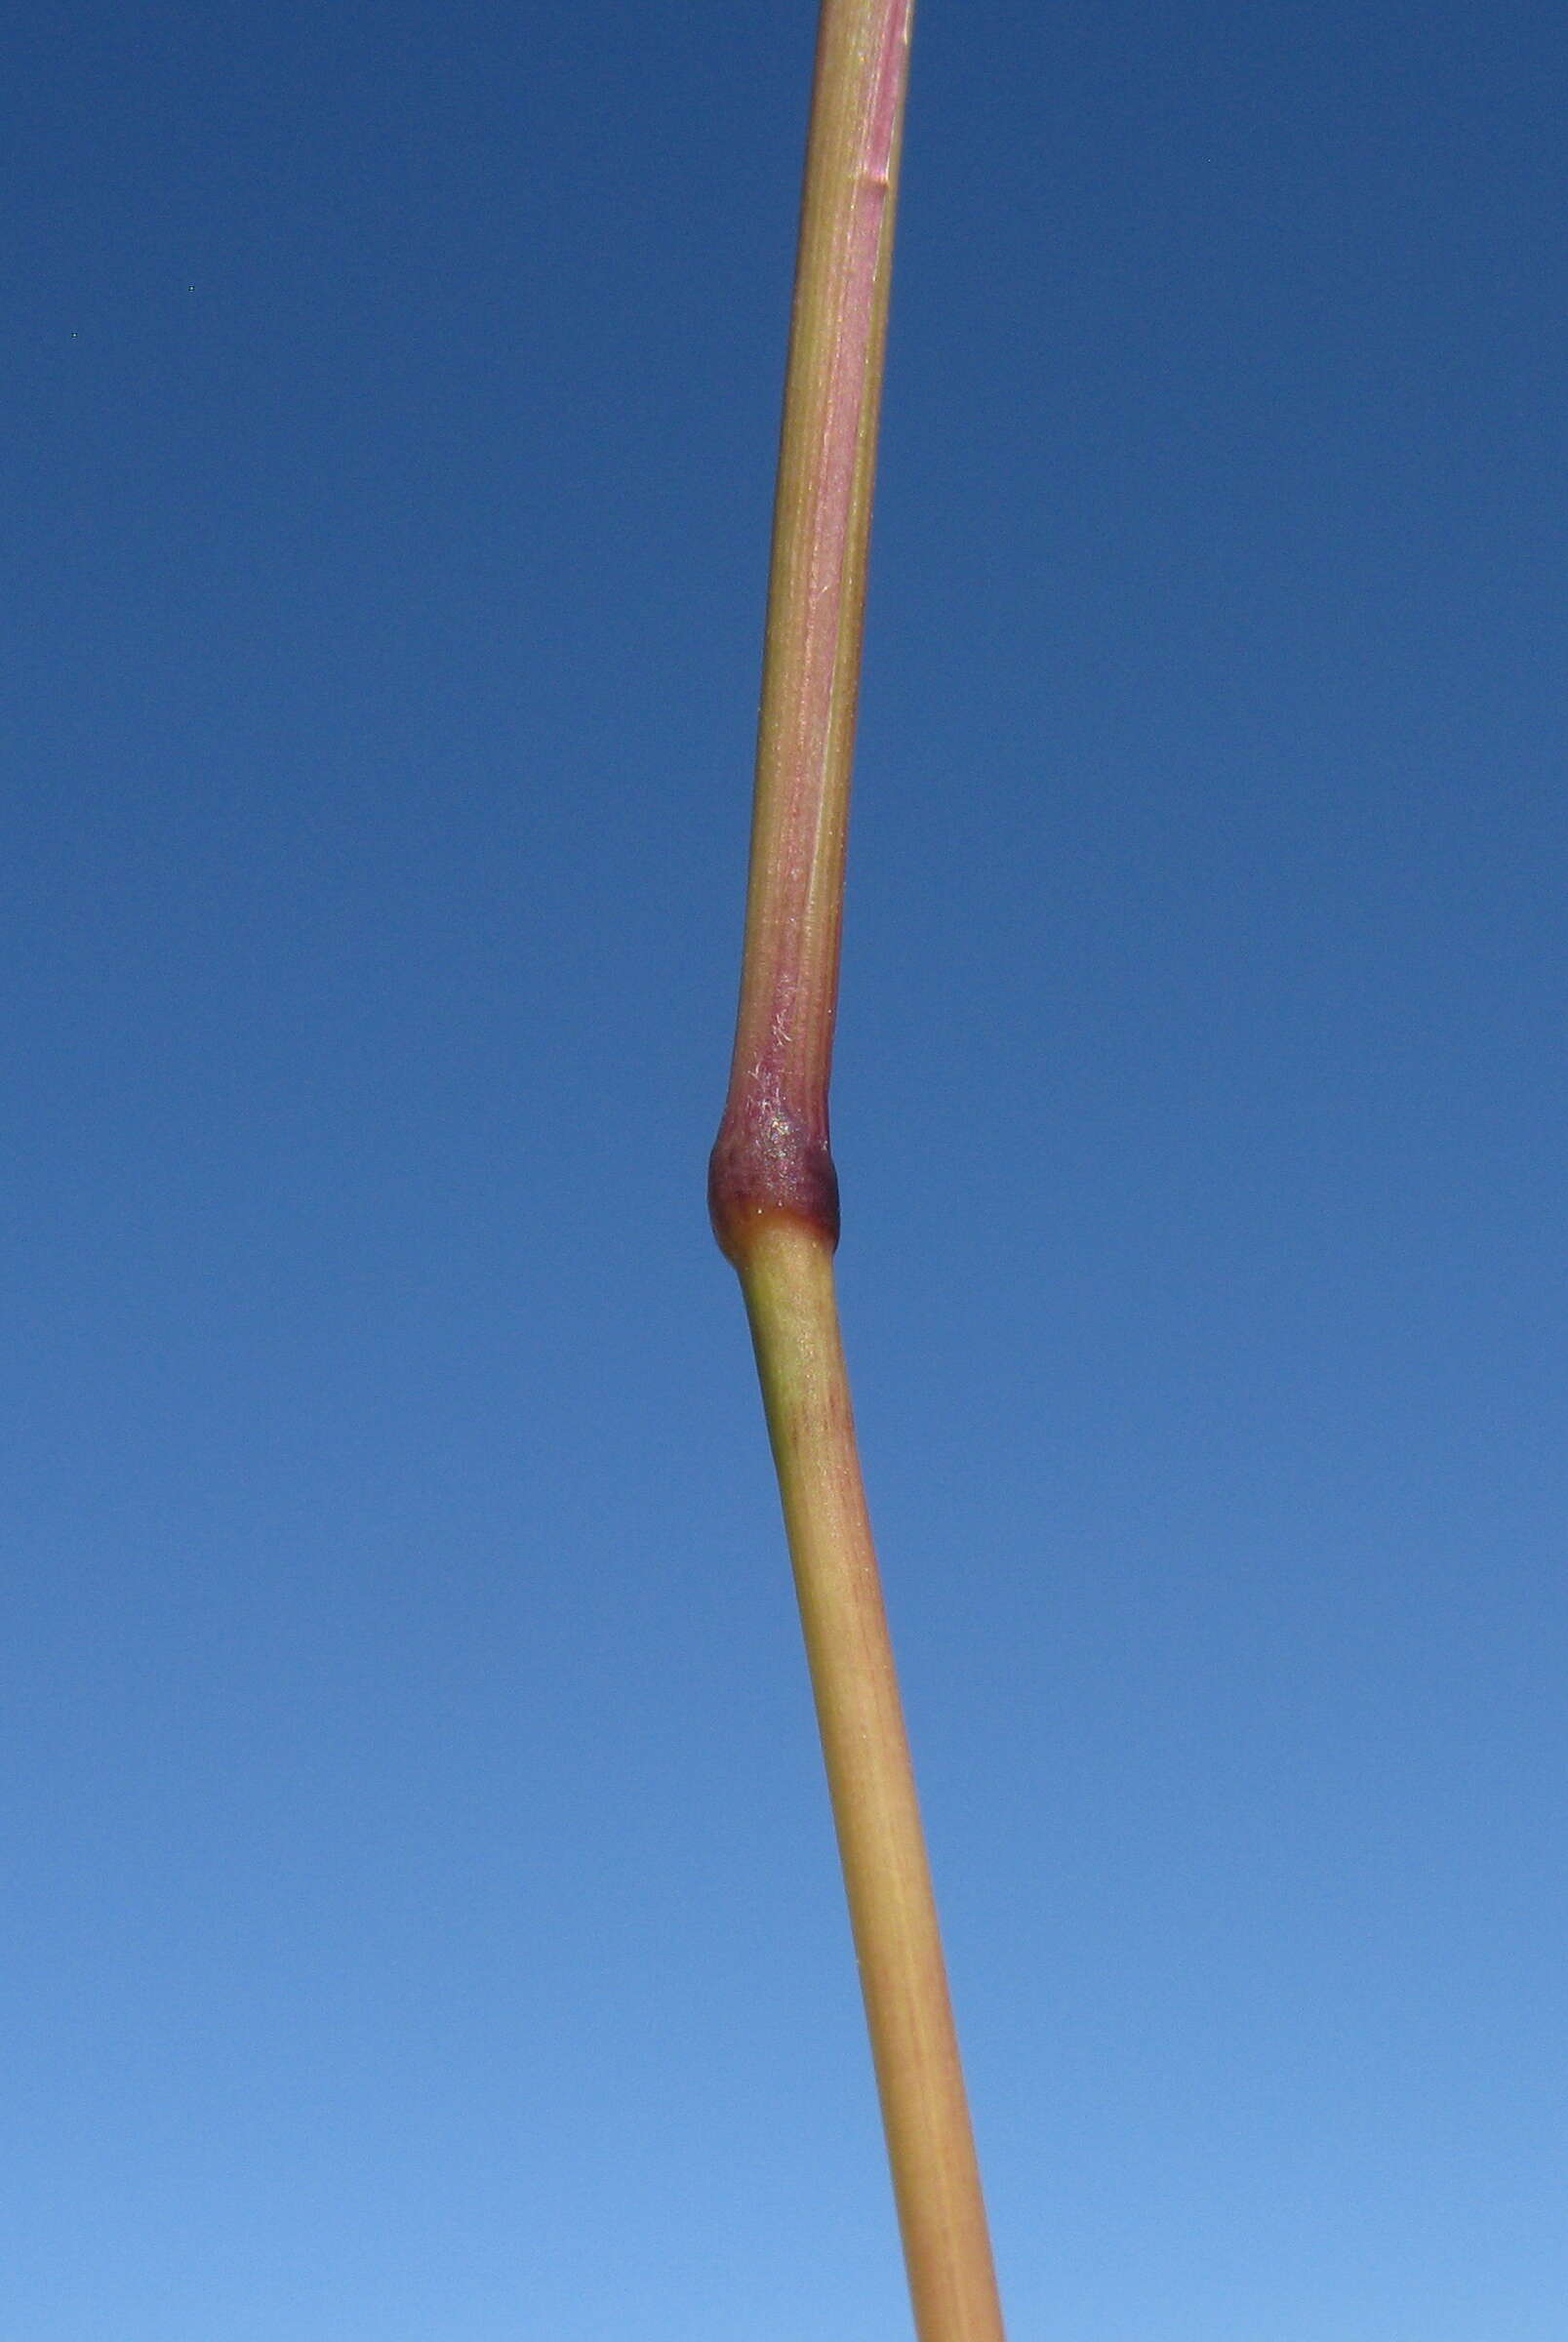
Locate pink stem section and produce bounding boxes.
[710,0,914,1266]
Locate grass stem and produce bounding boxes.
[709,8,1006,2335]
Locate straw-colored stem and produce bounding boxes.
[711,9,1006,2322]
[709,5,1005,2332]
[739,1222,1006,2341]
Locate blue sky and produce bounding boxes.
[5,2,1564,2334]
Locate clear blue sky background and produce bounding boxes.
[5,3,1564,2335]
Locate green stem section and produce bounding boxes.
[740,1224,1006,2342]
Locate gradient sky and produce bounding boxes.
[5,3,1565,2336]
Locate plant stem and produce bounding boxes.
[709,7,1006,2336]
[738,1224,1007,2342]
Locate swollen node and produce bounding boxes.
[708,1097,841,1266]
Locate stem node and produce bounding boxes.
[708,1090,840,1267]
